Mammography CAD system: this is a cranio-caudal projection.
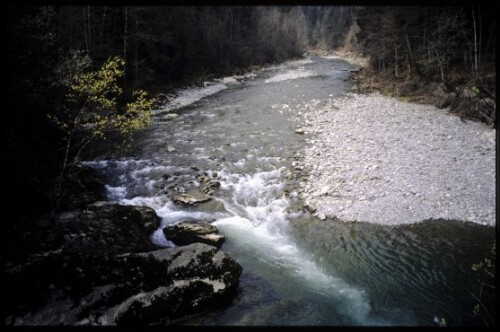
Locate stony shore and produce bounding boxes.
[5,168,242,326]
[292,92,496,226]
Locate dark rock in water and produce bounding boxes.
[201,187,214,195]
[5,204,241,326]
[201,179,221,195]
[163,220,225,249]
[108,244,241,325]
[196,174,210,183]
[206,180,221,188]
[171,190,212,205]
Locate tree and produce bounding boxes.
[48,54,155,213]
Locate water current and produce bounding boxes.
[85,57,495,326]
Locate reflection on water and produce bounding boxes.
[288,217,495,326]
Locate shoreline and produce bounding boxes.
[151,56,306,115]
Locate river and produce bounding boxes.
[85,56,495,326]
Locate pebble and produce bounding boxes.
[297,93,496,226]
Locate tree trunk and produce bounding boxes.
[478,5,482,69]
[472,6,478,73]
[124,6,128,81]
[134,16,138,85]
[83,7,89,55]
[485,20,496,59]
[100,6,106,46]
[87,6,91,56]
[405,33,417,77]
[394,42,399,78]
[435,48,445,83]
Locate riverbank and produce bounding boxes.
[305,49,369,69]
[5,167,242,326]
[151,58,304,114]
[352,69,495,127]
[293,92,495,226]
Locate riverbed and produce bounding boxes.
[85,56,495,326]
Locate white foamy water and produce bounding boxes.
[214,167,373,324]
[85,157,231,247]
[105,185,127,201]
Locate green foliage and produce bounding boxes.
[119,90,155,132]
[470,240,496,326]
[471,241,495,276]
[68,56,124,115]
[471,86,481,97]
[45,54,155,213]
[50,55,154,140]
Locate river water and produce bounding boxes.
[85,57,495,326]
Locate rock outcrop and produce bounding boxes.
[104,244,241,325]
[163,220,225,248]
[5,203,242,326]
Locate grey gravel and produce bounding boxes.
[295,93,496,226]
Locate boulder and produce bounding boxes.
[5,204,241,326]
[163,220,225,248]
[196,174,209,183]
[106,244,241,325]
[206,180,221,189]
[9,203,160,263]
[6,244,241,326]
[65,202,161,255]
[201,179,221,195]
[171,190,212,205]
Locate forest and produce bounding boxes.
[5,5,496,327]
[354,6,496,125]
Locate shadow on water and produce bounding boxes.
[288,217,495,326]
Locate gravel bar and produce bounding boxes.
[296,93,496,226]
